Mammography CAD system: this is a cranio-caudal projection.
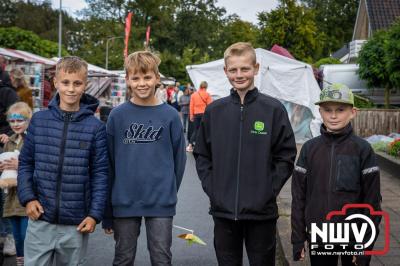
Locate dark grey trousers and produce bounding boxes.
[113,217,173,266]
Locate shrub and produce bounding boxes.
[371,141,390,153]
[388,139,400,157]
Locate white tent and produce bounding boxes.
[186,48,322,142]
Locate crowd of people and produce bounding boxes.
[155,79,213,153]
[0,42,382,266]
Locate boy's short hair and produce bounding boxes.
[224,42,257,65]
[56,56,88,79]
[7,102,32,120]
[125,51,161,76]
[315,83,354,106]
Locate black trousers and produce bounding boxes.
[189,114,203,145]
[213,217,276,266]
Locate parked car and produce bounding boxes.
[320,64,400,106]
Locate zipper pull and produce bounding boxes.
[240,106,244,121]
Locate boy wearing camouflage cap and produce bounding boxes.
[291,83,381,266]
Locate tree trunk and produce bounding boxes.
[385,86,391,109]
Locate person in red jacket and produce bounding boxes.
[186,81,212,152]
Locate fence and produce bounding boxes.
[352,109,400,137]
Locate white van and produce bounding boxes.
[320,64,400,106]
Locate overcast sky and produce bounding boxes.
[51,0,279,25]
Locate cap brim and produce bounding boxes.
[315,99,354,105]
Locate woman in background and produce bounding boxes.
[9,69,33,109]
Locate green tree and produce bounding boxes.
[357,31,392,108]
[79,0,180,69]
[314,57,341,68]
[173,0,226,57]
[0,27,68,58]
[214,15,258,53]
[0,0,81,51]
[386,20,400,93]
[300,0,359,56]
[257,0,319,62]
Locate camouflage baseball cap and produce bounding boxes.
[315,83,354,105]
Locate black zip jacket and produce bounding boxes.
[194,88,296,220]
[291,123,381,260]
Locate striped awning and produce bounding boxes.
[0,48,56,66]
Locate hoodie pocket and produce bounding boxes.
[335,155,360,192]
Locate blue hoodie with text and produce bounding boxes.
[103,101,186,228]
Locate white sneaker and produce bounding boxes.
[3,234,16,256]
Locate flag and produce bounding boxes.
[124,12,133,58]
[146,25,151,46]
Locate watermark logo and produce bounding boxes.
[310,204,390,256]
[251,121,267,135]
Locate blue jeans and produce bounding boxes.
[113,217,173,266]
[0,190,13,237]
[9,216,28,257]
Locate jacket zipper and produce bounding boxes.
[328,143,335,209]
[54,113,71,223]
[235,105,244,220]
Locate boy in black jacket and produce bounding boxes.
[194,42,297,266]
[291,83,381,266]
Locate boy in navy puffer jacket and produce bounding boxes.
[17,56,108,266]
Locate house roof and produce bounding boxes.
[366,0,400,32]
[332,44,349,60]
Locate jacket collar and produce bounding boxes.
[320,123,353,144]
[48,93,99,122]
[8,133,23,145]
[230,87,259,105]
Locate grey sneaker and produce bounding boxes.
[3,234,16,256]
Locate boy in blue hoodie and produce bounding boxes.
[17,56,109,265]
[103,51,186,265]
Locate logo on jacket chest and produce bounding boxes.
[123,123,163,144]
[251,121,267,135]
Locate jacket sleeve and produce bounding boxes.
[291,145,308,260]
[88,123,109,223]
[193,109,213,198]
[17,117,37,206]
[358,144,382,260]
[271,106,297,197]
[102,117,115,229]
[171,113,186,191]
[189,94,194,120]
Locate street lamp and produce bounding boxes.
[58,0,62,58]
[105,36,124,70]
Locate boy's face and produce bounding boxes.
[224,53,259,92]
[319,102,356,133]
[126,69,160,101]
[54,70,86,111]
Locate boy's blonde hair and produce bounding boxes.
[56,56,88,79]
[7,102,33,119]
[124,51,161,77]
[224,42,257,65]
[10,68,28,88]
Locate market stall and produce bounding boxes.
[0,48,55,111]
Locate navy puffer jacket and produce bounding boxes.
[17,93,108,225]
